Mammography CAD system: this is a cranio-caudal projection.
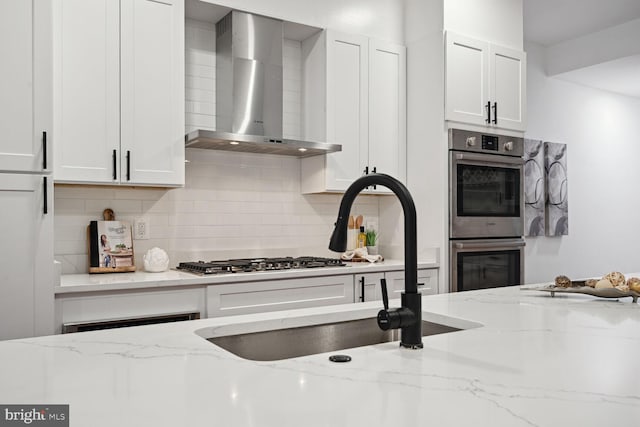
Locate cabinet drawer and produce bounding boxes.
[207,275,355,318]
[55,287,205,333]
[383,269,439,296]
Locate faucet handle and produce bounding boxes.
[380,278,389,310]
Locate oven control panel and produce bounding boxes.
[449,128,524,157]
[482,135,498,151]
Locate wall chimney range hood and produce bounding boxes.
[185,10,341,158]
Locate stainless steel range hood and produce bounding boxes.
[185,10,341,158]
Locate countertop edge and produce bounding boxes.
[55,260,439,295]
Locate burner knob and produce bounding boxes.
[504,141,514,151]
[466,136,476,147]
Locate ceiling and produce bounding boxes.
[523,0,640,97]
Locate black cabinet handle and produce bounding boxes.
[372,167,377,189]
[492,102,498,124]
[42,131,47,170]
[43,176,48,215]
[486,101,491,124]
[126,150,131,181]
[363,166,369,175]
[112,149,117,180]
[359,277,365,302]
[380,278,389,310]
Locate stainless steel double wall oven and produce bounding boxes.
[449,128,525,292]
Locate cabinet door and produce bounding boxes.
[324,30,369,191]
[0,0,50,173]
[445,32,490,126]
[53,0,120,184]
[120,0,185,186]
[490,45,526,132]
[0,174,53,340]
[355,272,385,303]
[368,40,406,193]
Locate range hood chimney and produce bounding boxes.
[185,10,341,158]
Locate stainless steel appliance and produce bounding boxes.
[448,129,525,292]
[450,238,525,292]
[185,11,341,157]
[176,256,345,275]
[449,128,524,239]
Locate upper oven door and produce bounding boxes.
[450,151,524,238]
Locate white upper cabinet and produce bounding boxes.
[301,30,406,194]
[445,31,526,132]
[53,0,185,187]
[120,0,185,186]
[368,39,407,191]
[324,31,370,192]
[0,0,51,173]
[490,43,526,131]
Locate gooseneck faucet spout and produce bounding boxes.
[329,173,423,349]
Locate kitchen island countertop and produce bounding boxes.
[2,285,639,426]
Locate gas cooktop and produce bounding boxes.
[176,256,346,275]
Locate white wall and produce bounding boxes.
[444,0,523,50]
[524,41,640,283]
[401,0,447,290]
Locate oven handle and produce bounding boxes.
[454,240,525,249]
[455,152,524,165]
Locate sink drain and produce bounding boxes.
[328,354,352,363]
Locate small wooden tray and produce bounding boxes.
[347,257,370,263]
[534,282,639,303]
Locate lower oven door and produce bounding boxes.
[450,238,525,292]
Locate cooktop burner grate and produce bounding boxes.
[176,257,346,275]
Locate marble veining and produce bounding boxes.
[2,286,639,426]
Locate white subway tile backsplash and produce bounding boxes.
[186,75,215,92]
[185,101,215,116]
[84,199,143,215]
[185,49,216,67]
[185,88,214,103]
[186,63,215,78]
[185,113,215,129]
[141,199,172,214]
[113,188,165,201]
[54,239,87,256]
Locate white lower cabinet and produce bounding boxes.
[54,268,438,334]
[0,174,53,340]
[354,269,439,303]
[55,287,205,334]
[354,272,384,303]
[206,275,355,318]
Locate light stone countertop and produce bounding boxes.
[3,284,639,426]
[55,259,439,294]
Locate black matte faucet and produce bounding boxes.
[329,173,423,349]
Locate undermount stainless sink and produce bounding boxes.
[207,317,461,361]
